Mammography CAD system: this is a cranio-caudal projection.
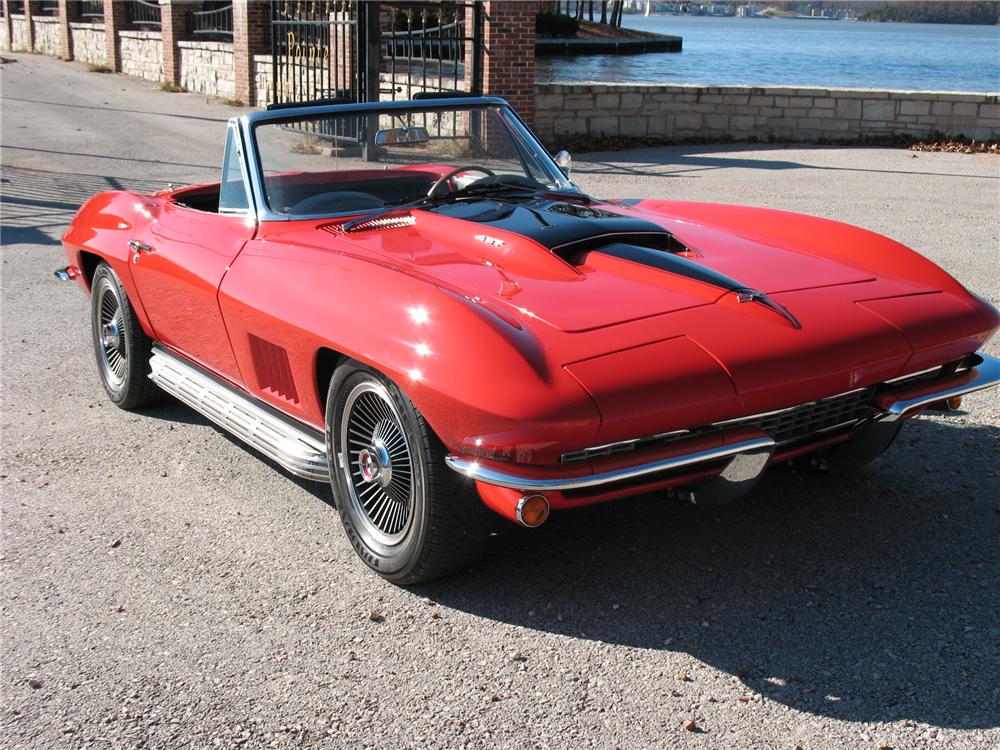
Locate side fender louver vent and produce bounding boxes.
[248,334,300,405]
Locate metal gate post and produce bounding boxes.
[361,1,381,161]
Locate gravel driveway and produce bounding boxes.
[2,54,999,750]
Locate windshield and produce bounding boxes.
[251,104,574,218]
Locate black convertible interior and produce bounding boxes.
[173,170,441,216]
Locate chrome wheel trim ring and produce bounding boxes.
[339,381,415,547]
[95,277,128,388]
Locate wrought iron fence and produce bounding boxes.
[7,1,24,15]
[380,2,481,102]
[127,0,161,30]
[38,1,60,16]
[79,0,104,21]
[270,0,360,107]
[192,2,233,40]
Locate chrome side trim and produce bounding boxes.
[446,437,775,492]
[148,349,329,482]
[886,352,1000,418]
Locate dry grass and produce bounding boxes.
[88,63,112,73]
[289,136,326,155]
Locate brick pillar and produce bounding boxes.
[479,1,537,125]
[57,0,77,60]
[233,0,269,106]
[329,5,353,98]
[23,0,35,51]
[463,1,482,94]
[103,0,127,71]
[160,0,191,86]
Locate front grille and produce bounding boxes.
[719,387,876,445]
[561,387,877,463]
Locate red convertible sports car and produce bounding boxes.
[59,97,1000,583]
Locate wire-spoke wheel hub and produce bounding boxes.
[358,438,393,488]
[340,381,415,547]
[100,322,121,349]
[95,279,128,388]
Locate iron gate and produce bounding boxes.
[380,2,482,101]
[270,0,368,107]
[269,1,482,107]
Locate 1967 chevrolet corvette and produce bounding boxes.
[58,97,1000,583]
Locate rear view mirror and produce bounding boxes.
[554,150,572,177]
[375,127,431,146]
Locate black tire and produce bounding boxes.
[90,262,162,410]
[325,361,488,584]
[821,418,904,473]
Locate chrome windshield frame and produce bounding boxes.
[237,97,573,223]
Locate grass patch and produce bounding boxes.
[220,97,245,107]
[159,81,187,93]
[88,63,112,73]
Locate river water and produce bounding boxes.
[535,15,1000,93]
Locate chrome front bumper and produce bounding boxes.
[882,352,1000,418]
[446,437,775,492]
[446,352,1000,493]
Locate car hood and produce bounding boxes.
[333,196,892,333]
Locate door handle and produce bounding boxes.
[128,240,154,263]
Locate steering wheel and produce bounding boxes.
[426,166,495,199]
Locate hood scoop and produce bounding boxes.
[586,242,802,329]
[323,212,416,234]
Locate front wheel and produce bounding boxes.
[325,362,488,584]
[90,263,162,410]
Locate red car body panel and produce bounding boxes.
[62,162,1000,504]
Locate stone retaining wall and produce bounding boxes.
[178,41,235,99]
[253,54,273,107]
[70,22,106,66]
[119,31,163,83]
[31,16,60,57]
[9,16,29,51]
[534,83,1000,145]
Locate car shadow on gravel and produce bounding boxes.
[422,417,1000,730]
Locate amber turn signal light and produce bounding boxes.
[515,494,550,528]
[946,396,962,410]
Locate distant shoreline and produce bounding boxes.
[630,11,999,27]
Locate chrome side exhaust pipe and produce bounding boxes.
[54,266,80,281]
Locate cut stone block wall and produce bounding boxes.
[9,16,29,51]
[252,54,272,108]
[70,22,106,66]
[31,16,60,57]
[534,84,1000,145]
[119,30,162,83]
[178,40,235,99]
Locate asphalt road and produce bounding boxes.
[2,54,999,750]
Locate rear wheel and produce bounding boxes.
[325,361,488,584]
[90,263,162,410]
